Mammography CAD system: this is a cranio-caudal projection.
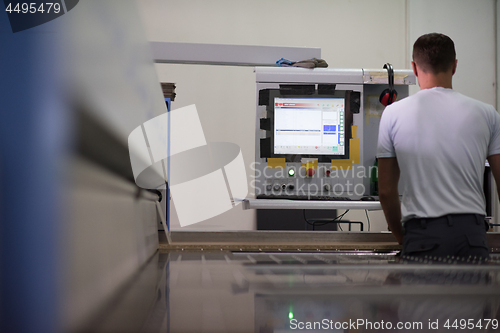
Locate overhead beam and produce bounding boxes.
[150,41,321,67]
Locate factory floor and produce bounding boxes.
[84,232,500,333]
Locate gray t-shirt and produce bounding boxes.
[377,87,500,222]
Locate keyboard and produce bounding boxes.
[256,194,353,201]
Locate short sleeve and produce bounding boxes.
[377,108,396,158]
[488,108,500,157]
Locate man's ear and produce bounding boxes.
[411,61,418,77]
[451,59,458,75]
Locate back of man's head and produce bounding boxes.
[413,33,456,74]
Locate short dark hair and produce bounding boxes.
[412,33,456,74]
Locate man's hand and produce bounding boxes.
[378,157,403,244]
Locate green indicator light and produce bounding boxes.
[288,311,294,319]
[288,169,295,176]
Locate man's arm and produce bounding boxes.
[378,157,403,244]
[487,154,500,200]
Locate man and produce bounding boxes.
[377,33,500,259]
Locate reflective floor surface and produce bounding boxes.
[87,251,500,333]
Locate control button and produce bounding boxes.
[266,184,272,191]
[324,184,331,192]
[307,168,315,177]
[273,184,280,191]
[326,170,331,177]
[281,184,286,190]
[288,184,295,190]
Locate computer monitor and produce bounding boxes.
[273,96,346,156]
[262,90,352,162]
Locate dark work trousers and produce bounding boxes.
[402,214,490,259]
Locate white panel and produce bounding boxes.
[243,199,381,210]
[151,42,321,66]
[255,67,364,84]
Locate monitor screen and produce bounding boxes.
[273,97,346,156]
